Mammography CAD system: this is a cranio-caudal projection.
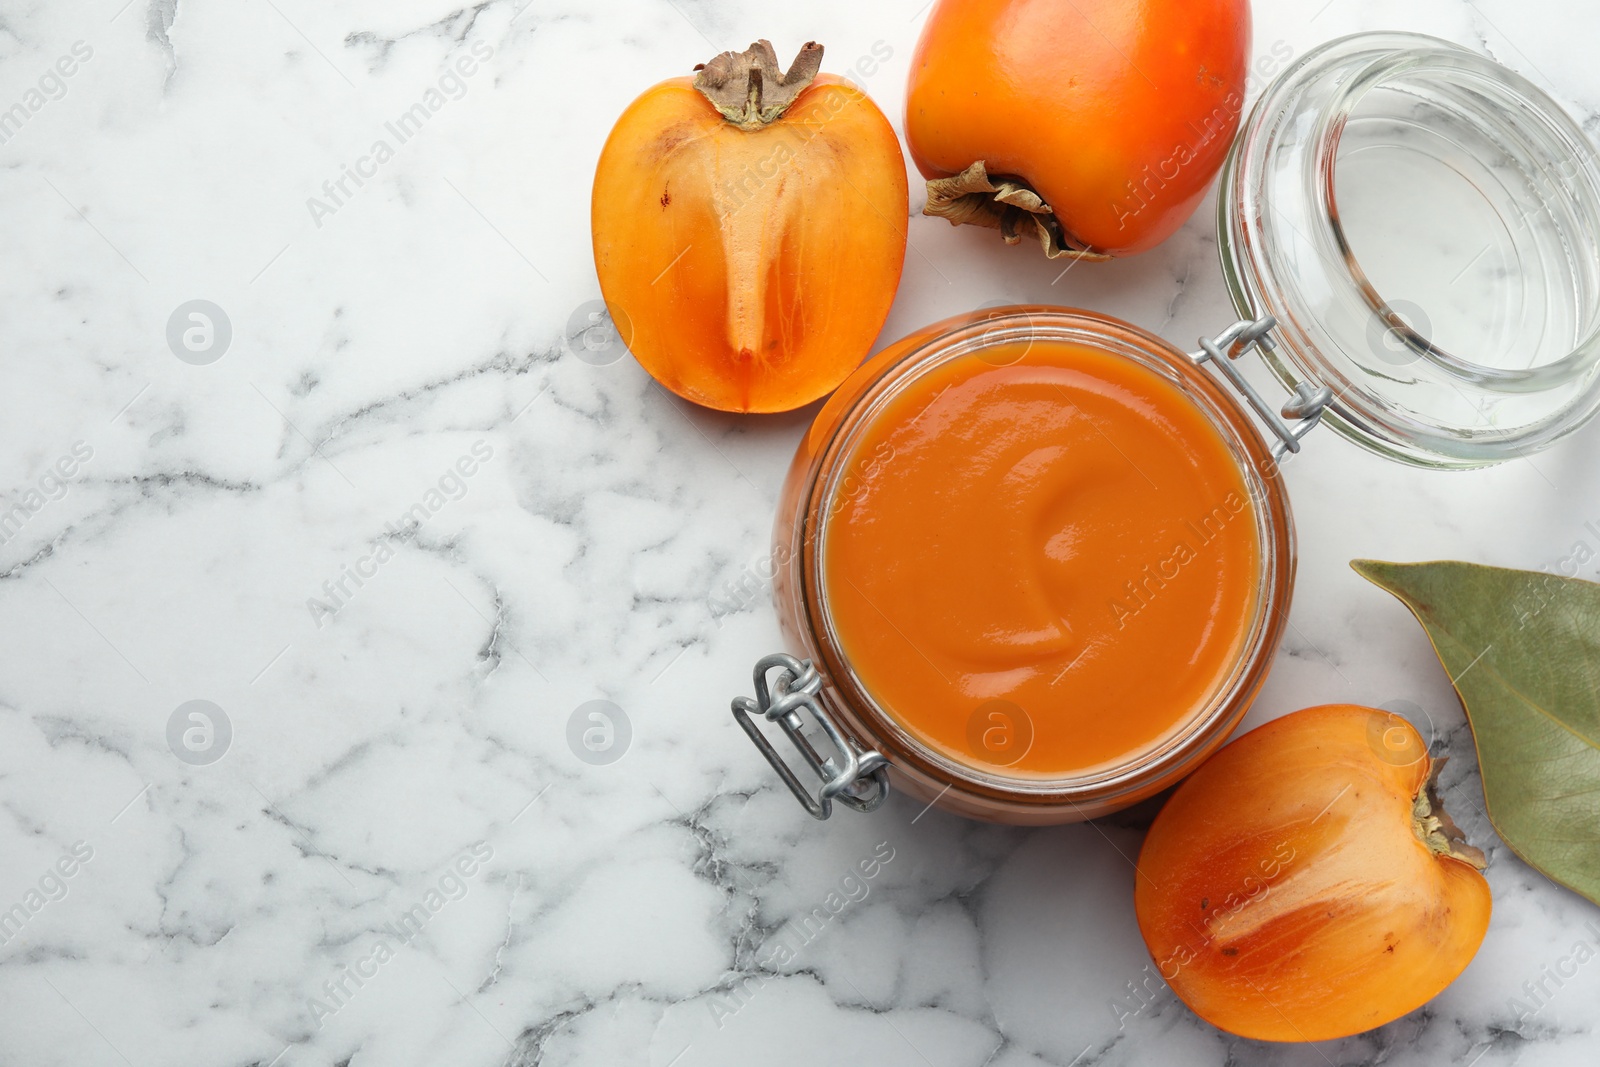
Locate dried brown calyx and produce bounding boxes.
[1413,758,1489,870]
[694,40,824,130]
[924,161,1111,261]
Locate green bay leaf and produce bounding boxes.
[1352,559,1600,906]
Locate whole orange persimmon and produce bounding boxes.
[906,0,1250,257]
[591,42,908,413]
[1135,705,1492,1042]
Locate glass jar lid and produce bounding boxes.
[1221,32,1600,468]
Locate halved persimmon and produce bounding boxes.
[1135,704,1492,1042]
[591,42,908,413]
[906,0,1251,258]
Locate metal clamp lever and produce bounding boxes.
[1190,316,1333,460]
[731,653,890,820]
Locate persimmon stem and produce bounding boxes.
[694,41,823,130]
[692,41,822,365]
[923,161,1111,261]
[1413,758,1489,870]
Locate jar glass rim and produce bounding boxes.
[797,308,1295,805]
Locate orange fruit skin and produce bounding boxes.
[906,0,1250,255]
[1134,704,1492,1042]
[591,75,908,413]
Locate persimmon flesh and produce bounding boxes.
[906,0,1251,257]
[1135,704,1492,1042]
[591,42,908,413]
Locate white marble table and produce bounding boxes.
[2,1,1598,1064]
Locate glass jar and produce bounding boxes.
[728,32,1600,824]
[1221,32,1600,467]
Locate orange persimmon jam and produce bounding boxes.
[820,336,1263,779]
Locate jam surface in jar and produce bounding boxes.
[821,338,1262,779]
